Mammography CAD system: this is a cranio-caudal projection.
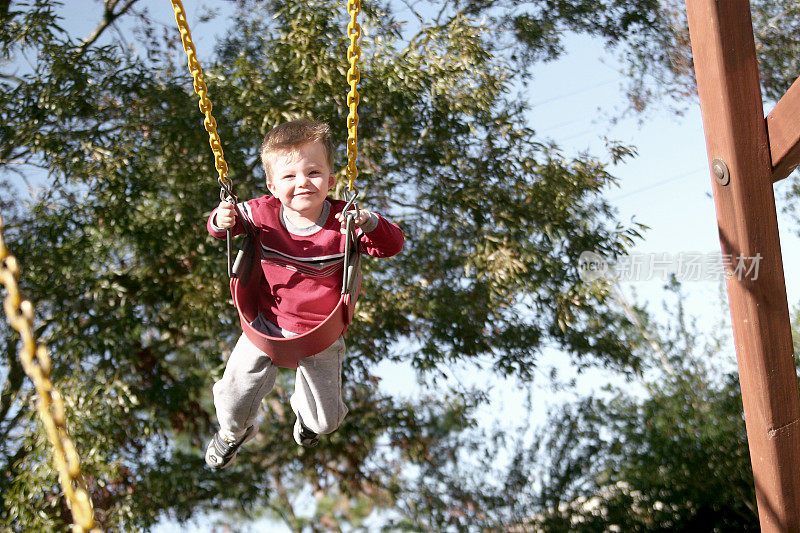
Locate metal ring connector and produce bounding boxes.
[342,187,360,220]
[218,176,237,204]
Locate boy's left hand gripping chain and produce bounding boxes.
[219,178,241,278]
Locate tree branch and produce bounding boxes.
[76,0,141,56]
[0,73,23,84]
[612,282,675,376]
[0,0,10,21]
[272,467,301,533]
[0,337,24,426]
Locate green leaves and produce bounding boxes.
[0,0,686,529]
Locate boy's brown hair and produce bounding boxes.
[260,119,335,182]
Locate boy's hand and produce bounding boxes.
[215,201,237,229]
[335,210,371,234]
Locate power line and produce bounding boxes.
[611,168,706,201]
[529,79,617,107]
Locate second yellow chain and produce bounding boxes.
[0,214,99,533]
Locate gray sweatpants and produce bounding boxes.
[212,316,348,440]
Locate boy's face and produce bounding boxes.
[266,141,336,220]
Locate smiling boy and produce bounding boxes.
[204,119,403,469]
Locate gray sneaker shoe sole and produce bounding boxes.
[205,425,255,470]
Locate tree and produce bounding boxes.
[521,281,759,532]
[4,0,779,530]
[380,280,761,532]
[604,0,800,112]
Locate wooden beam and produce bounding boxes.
[768,75,800,182]
[686,1,800,531]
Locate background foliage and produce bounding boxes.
[1,0,798,531]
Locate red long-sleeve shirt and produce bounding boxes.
[208,195,404,333]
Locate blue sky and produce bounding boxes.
[529,31,800,321]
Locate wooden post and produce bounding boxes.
[768,76,800,183]
[686,1,800,530]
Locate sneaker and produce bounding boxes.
[205,425,255,470]
[293,418,319,448]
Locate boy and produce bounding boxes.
[204,119,403,469]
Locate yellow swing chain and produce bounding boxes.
[169,0,231,190]
[171,0,358,194]
[345,0,362,192]
[0,215,99,533]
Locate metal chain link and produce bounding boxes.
[345,0,362,191]
[0,214,100,533]
[170,0,231,187]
